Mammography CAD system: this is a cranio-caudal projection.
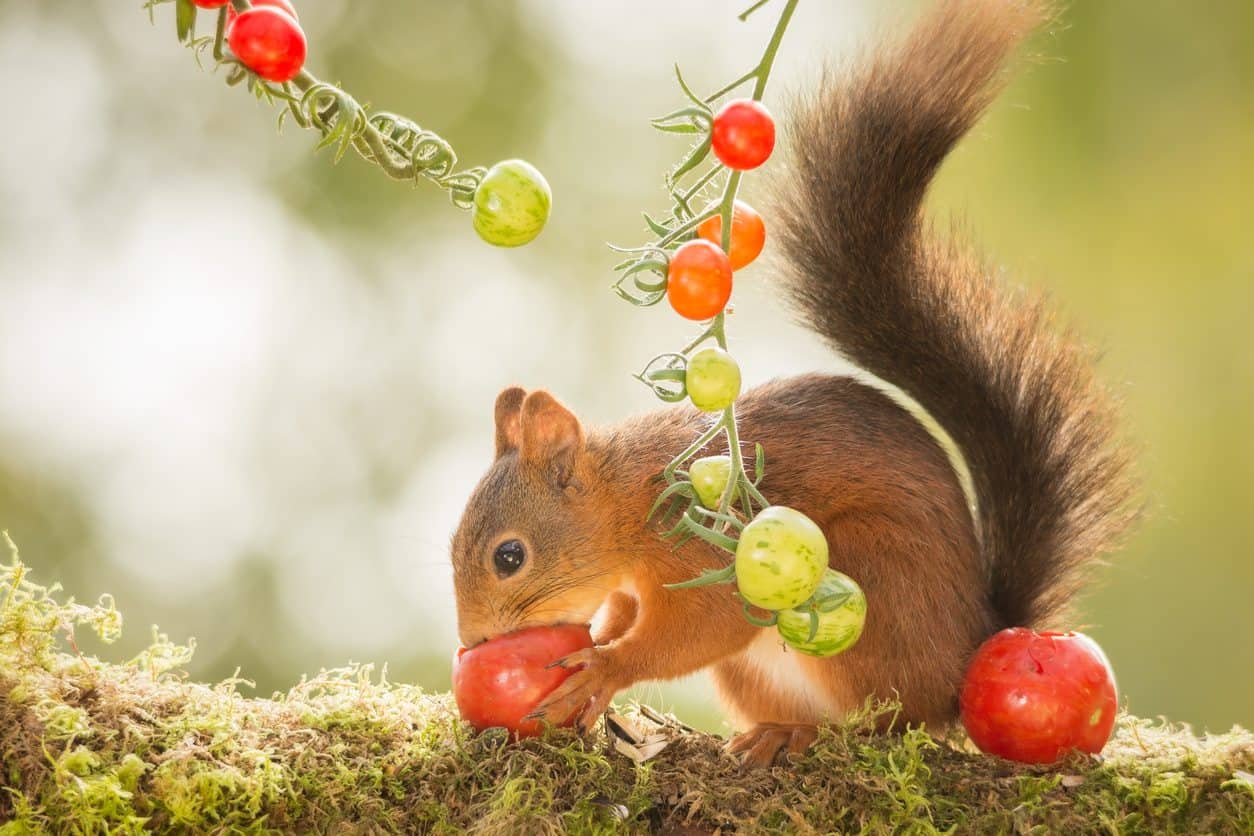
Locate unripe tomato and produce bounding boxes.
[472,159,552,247]
[711,99,776,171]
[227,7,307,84]
[666,240,732,321]
[735,506,828,611]
[697,200,766,270]
[685,347,741,412]
[227,0,298,30]
[776,569,866,657]
[689,455,732,509]
[960,628,1118,764]
[452,624,593,738]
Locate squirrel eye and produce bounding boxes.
[492,539,526,577]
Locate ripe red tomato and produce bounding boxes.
[711,99,776,170]
[191,0,230,8]
[697,200,767,270]
[452,624,593,738]
[960,628,1117,764]
[227,0,299,29]
[227,7,307,84]
[666,240,733,321]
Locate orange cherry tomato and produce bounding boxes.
[697,200,766,270]
[666,240,733,321]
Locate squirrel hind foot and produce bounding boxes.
[726,722,819,769]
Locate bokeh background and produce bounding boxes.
[1,1,1250,735]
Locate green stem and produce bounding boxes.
[663,419,726,483]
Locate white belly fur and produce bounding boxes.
[738,629,843,719]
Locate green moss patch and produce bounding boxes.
[2,537,1250,834]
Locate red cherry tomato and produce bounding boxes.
[191,0,230,8]
[227,7,307,84]
[227,0,298,30]
[666,240,733,321]
[711,99,776,171]
[697,200,767,270]
[452,624,593,738]
[960,628,1118,764]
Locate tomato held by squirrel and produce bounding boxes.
[452,624,593,738]
[961,628,1117,764]
[450,0,1137,768]
[227,7,306,84]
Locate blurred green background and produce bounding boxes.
[0,1,1249,736]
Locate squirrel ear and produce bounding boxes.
[494,387,527,458]
[519,391,584,488]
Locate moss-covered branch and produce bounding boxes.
[2,540,1251,834]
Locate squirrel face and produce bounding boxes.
[450,387,624,648]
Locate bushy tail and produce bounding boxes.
[771,0,1139,630]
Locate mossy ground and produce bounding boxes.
[2,538,1251,834]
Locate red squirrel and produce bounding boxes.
[450,0,1138,767]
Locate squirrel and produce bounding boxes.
[450,0,1138,768]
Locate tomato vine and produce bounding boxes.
[145,0,550,244]
[613,0,866,649]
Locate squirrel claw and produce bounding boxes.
[531,648,619,732]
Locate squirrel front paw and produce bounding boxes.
[526,647,623,732]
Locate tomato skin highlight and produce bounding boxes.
[960,628,1118,764]
[452,624,593,738]
[666,240,733,321]
[697,200,766,270]
[735,506,829,611]
[710,99,776,171]
[227,7,307,84]
[472,159,552,247]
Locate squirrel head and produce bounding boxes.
[451,387,624,648]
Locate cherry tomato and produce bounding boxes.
[452,624,593,738]
[735,506,828,611]
[776,569,866,657]
[227,7,307,84]
[666,240,732,321]
[191,0,230,8]
[960,628,1118,764]
[472,160,552,247]
[689,455,732,509]
[227,0,298,30]
[711,99,776,171]
[685,347,741,412]
[697,200,766,270]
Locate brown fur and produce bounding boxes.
[449,0,1139,762]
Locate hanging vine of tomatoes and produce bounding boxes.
[612,0,867,655]
[146,0,551,247]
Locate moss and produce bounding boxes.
[2,537,1251,834]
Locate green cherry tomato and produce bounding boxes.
[472,159,552,247]
[735,506,828,611]
[776,569,867,657]
[686,347,741,412]
[689,455,732,509]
